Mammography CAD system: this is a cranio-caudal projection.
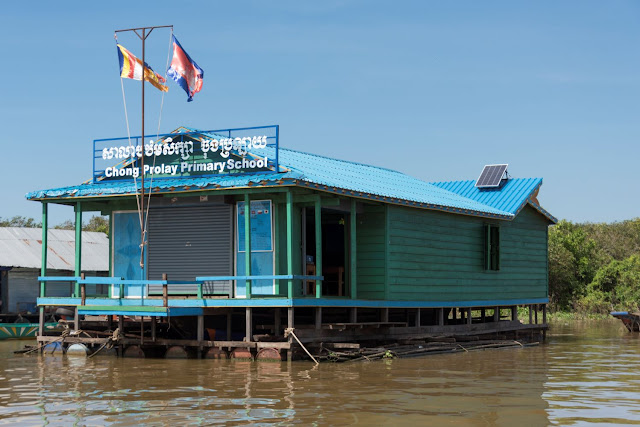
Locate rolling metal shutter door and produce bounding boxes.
[147,204,233,295]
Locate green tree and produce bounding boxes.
[548,220,604,310]
[0,216,41,228]
[579,255,640,313]
[53,215,109,235]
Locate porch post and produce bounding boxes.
[40,202,48,298]
[286,190,294,298]
[74,202,82,297]
[244,194,251,299]
[350,199,357,299]
[314,195,322,298]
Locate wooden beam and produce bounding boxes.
[467,308,472,325]
[438,308,444,326]
[350,307,357,323]
[38,306,45,340]
[315,307,322,330]
[416,308,421,327]
[245,308,252,342]
[381,307,389,323]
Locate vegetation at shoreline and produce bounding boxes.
[549,218,640,314]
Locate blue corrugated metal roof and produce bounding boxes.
[431,178,557,223]
[27,129,558,220]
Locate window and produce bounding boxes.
[484,224,500,271]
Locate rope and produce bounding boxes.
[285,328,319,365]
[88,328,121,358]
[24,328,70,355]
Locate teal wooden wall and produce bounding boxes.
[356,204,386,299]
[385,204,549,302]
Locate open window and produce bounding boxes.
[484,224,500,271]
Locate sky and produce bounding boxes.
[1,1,639,225]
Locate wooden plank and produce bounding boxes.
[326,342,360,349]
[256,341,291,350]
[38,336,108,345]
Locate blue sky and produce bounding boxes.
[1,1,638,225]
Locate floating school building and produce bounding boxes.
[28,125,556,359]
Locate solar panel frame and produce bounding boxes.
[476,164,508,188]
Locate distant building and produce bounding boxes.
[0,227,108,314]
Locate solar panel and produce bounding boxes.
[476,164,508,188]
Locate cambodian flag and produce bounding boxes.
[167,35,203,102]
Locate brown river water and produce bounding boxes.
[0,320,639,426]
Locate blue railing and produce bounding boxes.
[92,125,280,184]
[38,274,324,302]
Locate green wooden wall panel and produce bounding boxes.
[386,204,549,302]
[357,204,386,300]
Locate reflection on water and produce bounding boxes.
[0,320,638,425]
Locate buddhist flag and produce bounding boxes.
[117,44,168,92]
[167,35,203,102]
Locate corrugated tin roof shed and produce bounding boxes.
[0,227,108,271]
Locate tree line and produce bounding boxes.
[550,218,640,313]
[0,215,109,235]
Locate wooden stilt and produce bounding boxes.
[74,306,80,330]
[226,312,232,341]
[38,306,45,346]
[151,316,156,342]
[287,307,294,361]
[350,307,357,323]
[467,308,472,325]
[315,307,322,330]
[438,308,444,326]
[511,306,518,321]
[481,308,486,322]
[107,314,113,332]
[274,308,281,336]
[529,305,533,324]
[535,304,539,324]
[245,308,252,342]
[542,304,547,340]
[494,307,499,322]
[197,315,204,358]
[140,316,144,345]
[162,273,168,307]
[416,308,421,327]
[452,307,457,321]
[381,307,389,323]
[118,315,124,357]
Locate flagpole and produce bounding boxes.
[115,25,172,271]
